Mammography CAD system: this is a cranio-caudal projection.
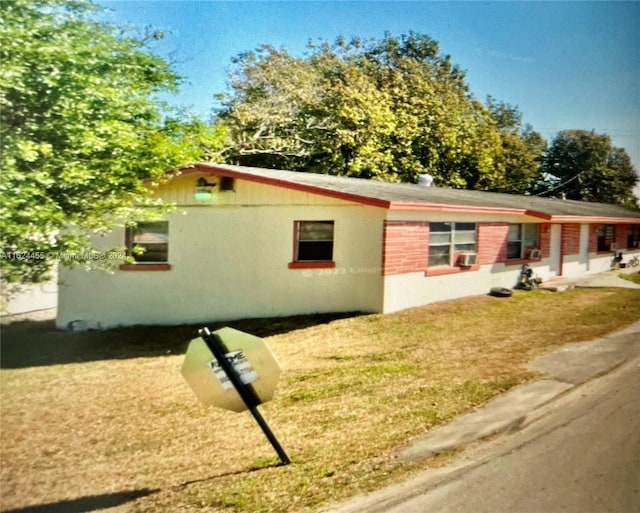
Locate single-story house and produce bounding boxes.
[57,163,640,329]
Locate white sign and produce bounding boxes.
[181,327,282,412]
[208,351,258,391]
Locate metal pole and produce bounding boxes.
[199,328,291,465]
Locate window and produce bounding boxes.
[126,221,169,263]
[597,224,615,252]
[294,221,334,262]
[627,225,640,249]
[507,224,539,259]
[428,222,476,267]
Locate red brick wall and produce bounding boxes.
[382,220,607,275]
[561,224,581,255]
[382,221,429,275]
[616,225,629,250]
[477,223,508,264]
[539,224,551,258]
[589,223,631,253]
[477,223,550,263]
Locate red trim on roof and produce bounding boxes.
[544,216,640,224]
[388,201,530,216]
[183,164,391,209]
[178,164,640,223]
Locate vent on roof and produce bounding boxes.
[417,174,434,187]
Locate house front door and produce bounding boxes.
[579,223,590,271]
[549,224,562,277]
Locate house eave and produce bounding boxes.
[388,201,531,216]
[544,215,640,224]
[182,164,392,209]
[177,163,640,223]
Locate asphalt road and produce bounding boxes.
[328,356,640,513]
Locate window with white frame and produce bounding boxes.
[126,221,169,263]
[428,222,476,267]
[294,221,334,262]
[507,224,539,260]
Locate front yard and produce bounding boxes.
[1,287,639,513]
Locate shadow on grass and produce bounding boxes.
[1,488,158,513]
[0,311,361,369]
[174,460,286,490]
[1,463,284,513]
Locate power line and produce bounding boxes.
[534,168,587,197]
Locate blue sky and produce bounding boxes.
[102,0,640,179]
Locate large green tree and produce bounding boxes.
[0,0,224,286]
[218,33,514,188]
[485,96,547,194]
[537,130,638,207]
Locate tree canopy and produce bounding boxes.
[217,33,545,189]
[217,34,637,206]
[3,7,637,291]
[485,96,547,195]
[0,0,225,286]
[537,130,638,207]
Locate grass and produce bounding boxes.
[619,270,640,284]
[1,288,639,513]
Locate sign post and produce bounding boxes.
[181,326,290,465]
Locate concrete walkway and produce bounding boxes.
[543,265,640,290]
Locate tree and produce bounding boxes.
[485,96,547,194]
[217,32,507,187]
[0,0,224,287]
[218,41,397,179]
[538,130,638,207]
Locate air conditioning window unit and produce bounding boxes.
[610,243,618,251]
[528,249,541,259]
[459,252,478,266]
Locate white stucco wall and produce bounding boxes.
[381,263,523,314]
[56,172,640,328]
[57,176,386,329]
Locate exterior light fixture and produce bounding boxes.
[194,177,216,201]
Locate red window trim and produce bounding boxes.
[425,264,480,276]
[119,263,171,271]
[288,261,336,270]
[125,221,169,268]
[504,258,542,266]
[291,220,335,269]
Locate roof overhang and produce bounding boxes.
[536,215,640,224]
[176,163,640,223]
[179,163,391,208]
[387,201,531,216]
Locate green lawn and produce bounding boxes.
[619,270,640,284]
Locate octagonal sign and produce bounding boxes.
[181,327,282,412]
